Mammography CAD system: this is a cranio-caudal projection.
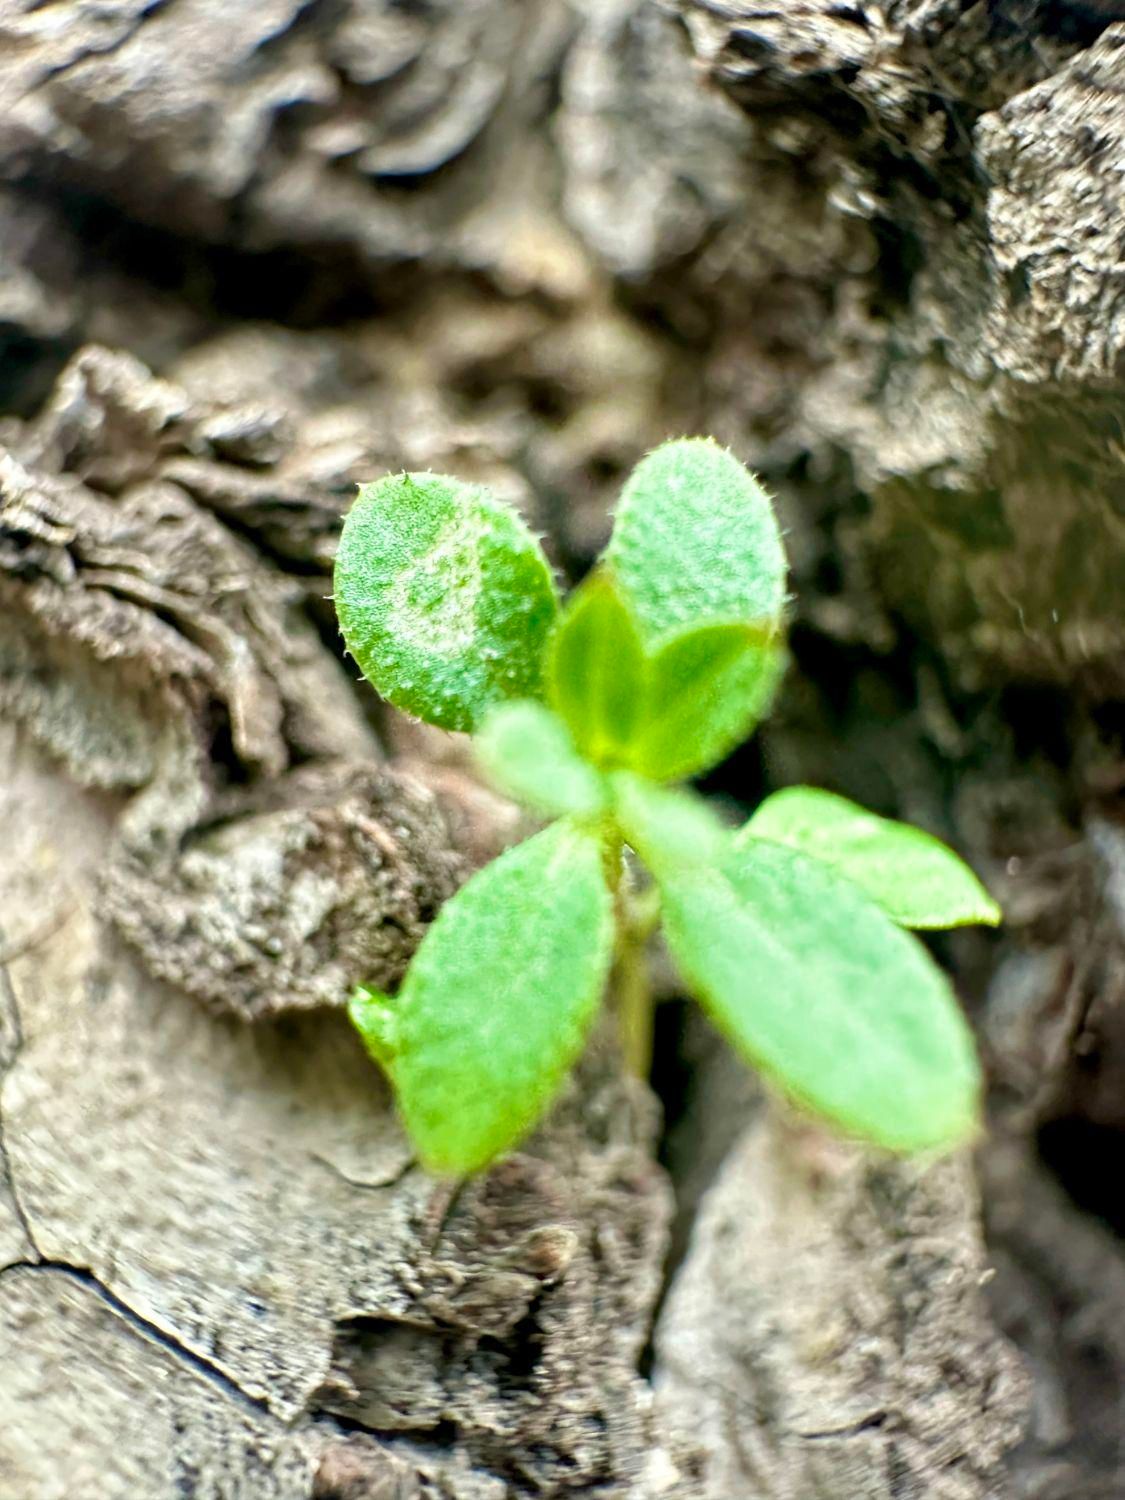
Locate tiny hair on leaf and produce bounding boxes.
[605,437,788,645]
[549,568,785,782]
[629,619,784,782]
[547,570,647,767]
[351,819,614,1175]
[334,471,559,732]
[609,770,729,875]
[741,786,1002,929]
[476,700,608,819]
[335,437,1000,1176]
[658,839,982,1151]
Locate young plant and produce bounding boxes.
[334,440,1000,1175]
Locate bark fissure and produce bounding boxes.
[0,1258,283,1422]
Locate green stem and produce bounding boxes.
[613,873,660,1078]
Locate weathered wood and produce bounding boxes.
[0,723,679,1496]
[9,0,1125,1494]
[657,1110,1028,1499]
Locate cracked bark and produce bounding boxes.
[4,1,1125,1497]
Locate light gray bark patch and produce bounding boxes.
[0,1264,317,1499]
[0,0,576,267]
[558,0,751,278]
[0,962,34,1269]
[101,759,467,1020]
[655,1107,1030,1499]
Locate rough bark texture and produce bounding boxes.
[657,1113,1027,1499]
[0,727,678,1496]
[4,1,1125,1496]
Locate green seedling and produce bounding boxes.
[335,439,1000,1175]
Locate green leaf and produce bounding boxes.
[630,622,785,782]
[476,701,608,819]
[550,570,784,781]
[349,819,614,1174]
[547,571,646,766]
[348,982,397,1071]
[609,771,729,874]
[658,840,981,1152]
[334,472,559,732]
[741,787,1001,930]
[605,438,787,646]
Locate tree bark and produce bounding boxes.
[4,2,1125,1496]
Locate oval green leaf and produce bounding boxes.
[547,570,646,766]
[605,438,787,646]
[630,622,785,782]
[658,839,981,1152]
[335,472,559,732]
[350,819,614,1174]
[741,786,1001,930]
[549,569,785,782]
[476,701,608,819]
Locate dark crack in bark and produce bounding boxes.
[0,1258,280,1422]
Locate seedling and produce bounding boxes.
[334,440,1000,1175]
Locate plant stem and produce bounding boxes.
[615,925,652,1077]
[613,876,661,1078]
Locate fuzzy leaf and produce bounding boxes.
[742,787,1001,930]
[335,472,558,732]
[350,819,614,1174]
[550,571,783,781]
[605,438,787,646]
[658,839,981,1152]
[630,622,785,781]
[547,571,646,765]
[476,701,608,819]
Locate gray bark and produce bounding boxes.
[5,1,1125,1496]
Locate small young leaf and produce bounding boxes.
[741,787,1002,930]
[547,571,646,765]
[349,983,398,1070]
[476,701,608,819]
[335,472,559,732]
[630,622,785,782]
[609,771,729,874]
[658,840,981,1152]
[550,571,784,782]
[605,438,787,645]
[350,819,614,1174]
